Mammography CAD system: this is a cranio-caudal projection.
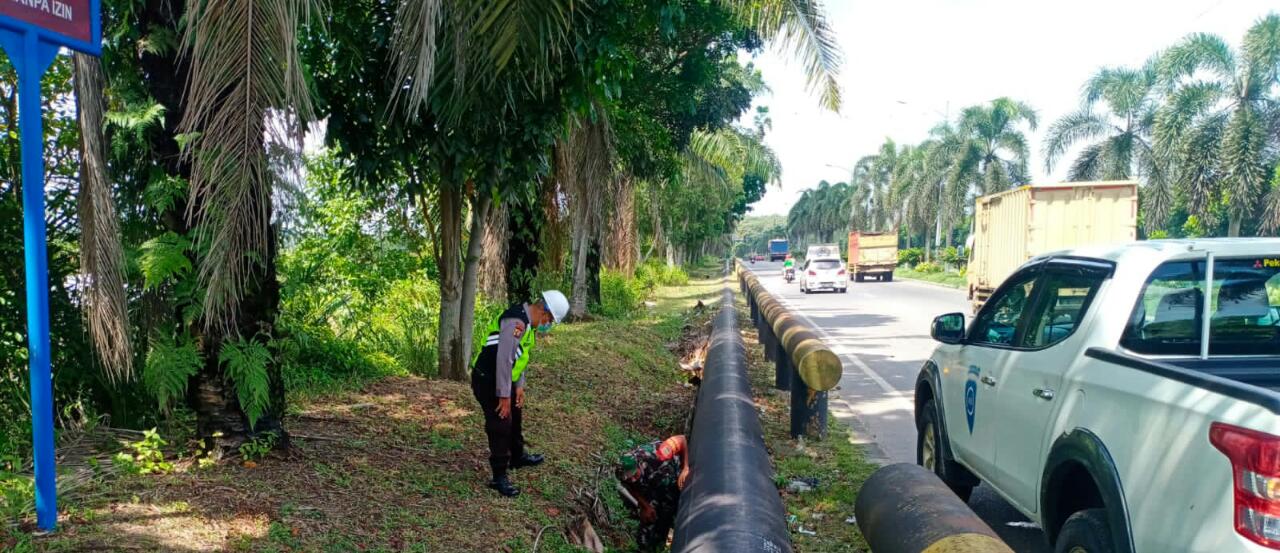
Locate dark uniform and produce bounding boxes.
[618,439,685,550]
[471,303,536,482]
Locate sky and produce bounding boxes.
[746,0,1279,216]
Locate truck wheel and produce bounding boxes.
[884,272,893,282]
[917,399,974,502]
[1055,509,1113,553]
[855,273,864,282]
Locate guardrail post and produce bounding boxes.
[773,332,790,390]
[789,371,828,440]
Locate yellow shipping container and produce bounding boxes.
[967,181,1137,310]
[848,231,899,282]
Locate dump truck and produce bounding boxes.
[768,238,789,261]
[847,231,898,282]
[966,181,1137,312]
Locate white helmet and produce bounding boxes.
[541,290,569,323]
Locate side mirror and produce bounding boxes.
[932,313,966,344]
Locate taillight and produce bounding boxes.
[808,271,816,276]
[1210,422,1280,548]
[837,269,846,276]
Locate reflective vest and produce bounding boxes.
[474,303,537,382]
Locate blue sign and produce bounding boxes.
[965,365,980,434]
[0,0,102,533]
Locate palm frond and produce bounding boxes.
[1043,109,1112,172]
[180,0,318,330]
[1159,32,1236,84]
[1260,167,1280,234]
[1243,14,1280,96]
[727,0,843,111]
[74,53,133,382]
[1220,106,1268,220]
[387,0,443,118]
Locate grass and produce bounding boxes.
[3,258,878,552]
[896,267,967,289]
[736,294,879,552]
[4,264,727,553]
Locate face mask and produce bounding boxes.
[537,323,553,333]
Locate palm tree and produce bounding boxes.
[1044,64,1168,230]
[951,98,1038,196]
[850,139,900,231]
[1154,15,1280,236]
[725,0,844,110]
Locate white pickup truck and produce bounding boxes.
[914,239,1280,553]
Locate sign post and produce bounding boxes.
[0,0,100,532]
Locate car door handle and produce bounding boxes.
[980,375,997,387]
[1032,388,1055,401]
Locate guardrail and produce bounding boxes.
[736,260,842,439]
[672,287,792,553]
[855,464,1015,553]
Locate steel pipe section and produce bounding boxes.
[672,288,792,553]
[855,464,1014,553]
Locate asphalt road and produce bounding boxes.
[745,261,1051,553]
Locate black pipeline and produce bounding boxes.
[671,288,792,553]
[855,464,1014,553]
[737,261,842,439]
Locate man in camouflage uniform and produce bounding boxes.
[616,435,690,551]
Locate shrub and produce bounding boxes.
[596,270,643,318]
[367,277,442,377]
[914,261,943,273]
[898,248,924,267]
[939,246,966,267]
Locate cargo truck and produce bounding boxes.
[966,181,1137,312]
[768,238,789,261]
[848,231,899,282]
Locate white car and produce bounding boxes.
[799,256,847,294]
[915,239,1280,553]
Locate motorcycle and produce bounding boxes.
[784,267,795,283]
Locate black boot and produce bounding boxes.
[510,453,545,469]
[488,474,520,497]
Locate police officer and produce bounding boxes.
[471,289,569,497]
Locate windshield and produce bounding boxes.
[813,260,841,270]
[1122,257,1280,356]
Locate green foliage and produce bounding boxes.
[634,261,690,292]
[142,336,203,413]
[914,261,943,273]
[139,232,194,290]
[597,271,643,318]
[1182,214,1208,238]
[238,431,279,461]
[938,246,966,266]
[367,278,442,377]
[219,338,272,430]
[112,429,174,475]
[898,248,924,267]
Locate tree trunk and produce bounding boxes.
[192,223,286,451]
[605,178,637,276]
[1229,216,1242,238]
[458,193,492,372]
[506,194,543,302]
[137,0,284,449]
[587,234,601,307]
[569,214,592,319]
[477,199,508,302]
[435,184,466,381]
